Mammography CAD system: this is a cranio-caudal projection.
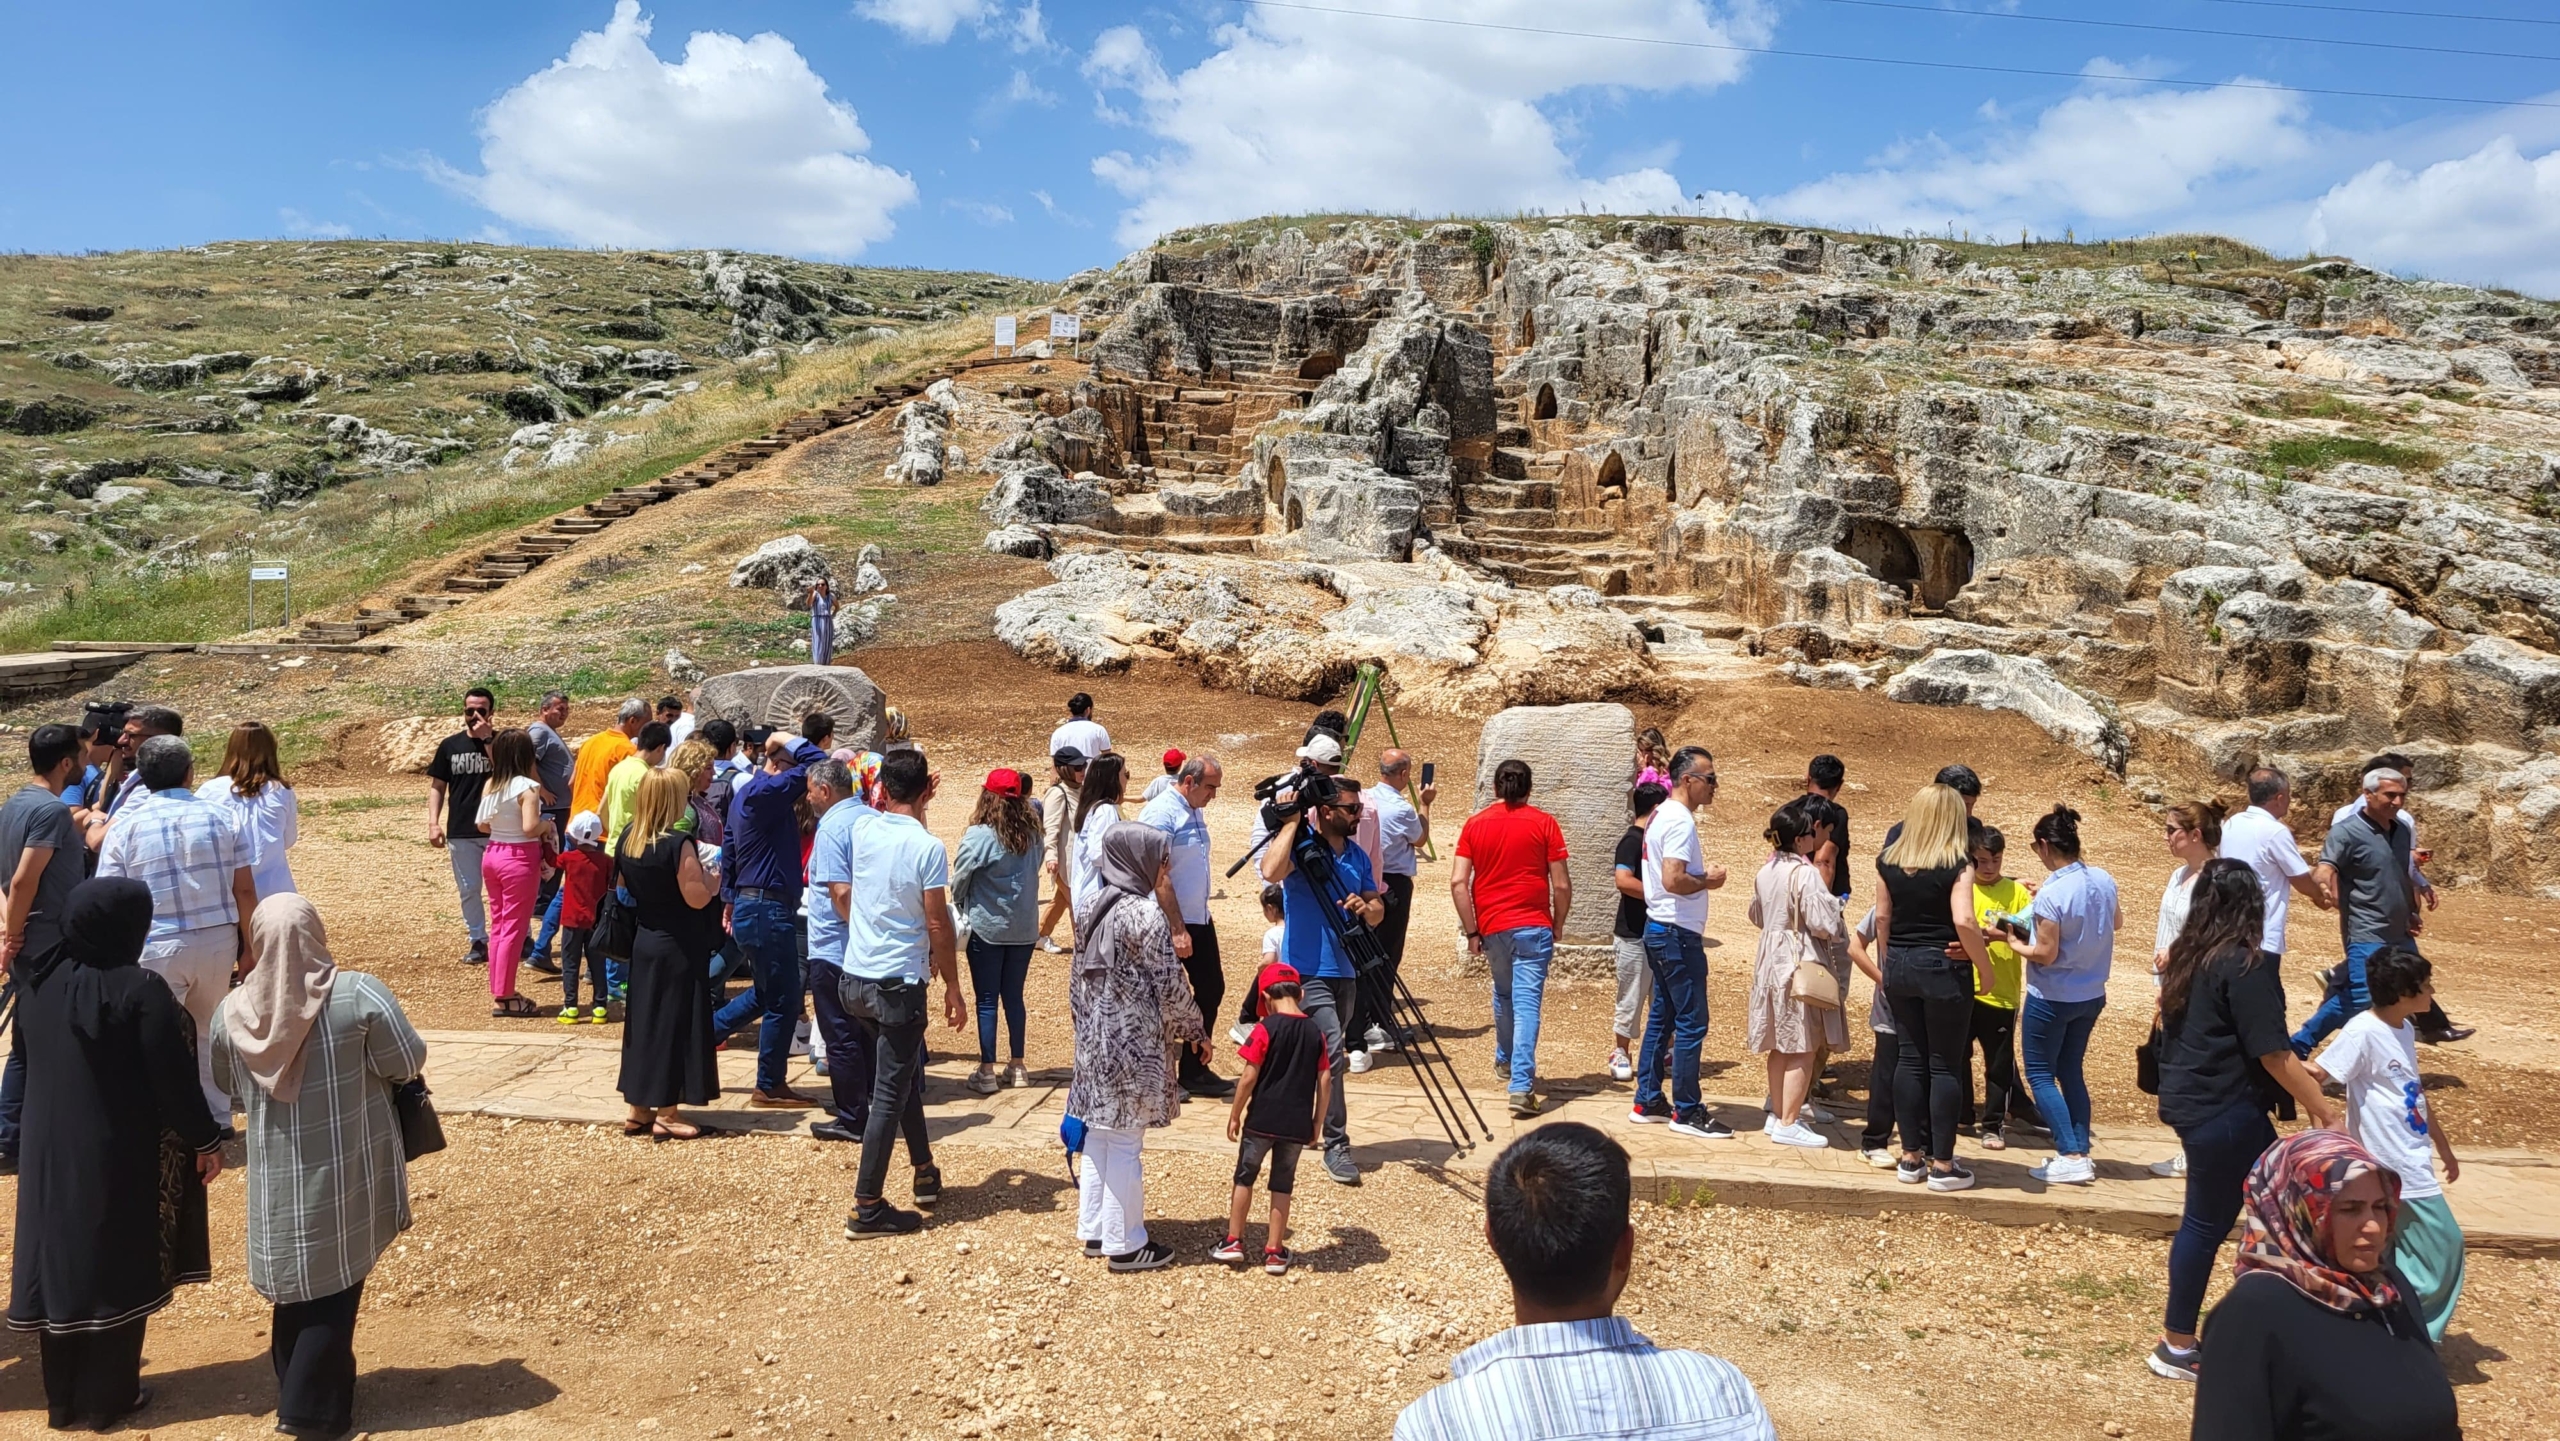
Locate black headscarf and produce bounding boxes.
[44,878,155,1041]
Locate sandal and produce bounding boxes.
[1980,1128,2008,1151]
[652,1119,703,1142]
[492,996,541,1018]
[622,1117,654,1137]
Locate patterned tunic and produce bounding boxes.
[1062,899,1205,1131]
[211,972,428,1304]
[1746,852,1848,1054]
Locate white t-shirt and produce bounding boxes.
[1070,801,1121,916]
[1049,718,1110,762]
[842,811,951,984]
[476,775,545,844]
[2219,807,2310,955]
[198,776,300,899]
[2319,1010,2441,1200]
[1642,805,1709,934]
[2155,861,2204,960]
[667,713,695,749]
[1262,921,1285,962]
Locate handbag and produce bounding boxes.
[1789,956,1843,1010]
[2136,1027,2162,1095]
[594,889,638,961]
[392,1076,447,1161]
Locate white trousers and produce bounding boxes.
[143,927,238,1122]
[1075,1122,1148,1256]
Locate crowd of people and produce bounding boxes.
[0,677,2479,1437]
[3,704,421,1436]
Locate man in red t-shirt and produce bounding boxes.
[1451,759,1571,1118]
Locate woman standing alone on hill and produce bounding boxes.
[198,721,300,900]
[807,579,836,666]
[474,729,552,1019]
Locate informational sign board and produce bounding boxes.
[993,315,1016,353]
[248,562,291,629]
[1048,313,1081,340]
[249,565,289,582]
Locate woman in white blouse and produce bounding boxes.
[2149,797,2224,1179]
[198,721,300,899]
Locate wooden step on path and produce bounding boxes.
[292,365,981,643]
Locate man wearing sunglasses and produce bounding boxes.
[427,688,499,967]
[1260,774,1385,1188]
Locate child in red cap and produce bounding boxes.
[1215,962,1332,1274]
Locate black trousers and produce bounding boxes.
[838,974,933,1202]
[1860,1027,1900,1151]
[1885,946,1975,1164]
[1357,873,1415,1043]
[1960,1000,2040,1131]
[39,1318,146,1431]
[807,959,878,1131]
[273,1280,364,1436]
[1180,923,1225,1080]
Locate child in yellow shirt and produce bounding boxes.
[1965,827,2043,1148]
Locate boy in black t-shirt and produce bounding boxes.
[1609,783,1668,1082]
[1215,964,1333,1275]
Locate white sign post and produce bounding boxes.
[248,563,290,631]
[1049,311,1081,359]
[993,315,1016,356]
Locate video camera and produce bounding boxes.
[1252,761,1343,832]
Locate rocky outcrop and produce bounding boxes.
[695,665,887,749]
[729,534,831,599]
[883,389,951,486]
[1886,648,2129,771]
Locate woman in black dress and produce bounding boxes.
[7,878,227,1431]
[615,766,723,1140]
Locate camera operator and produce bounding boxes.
[1259,772,1385,1187]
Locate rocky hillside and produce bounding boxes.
[0,242,1045,636]
[973,215,2560,894]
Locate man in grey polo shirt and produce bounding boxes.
[2293,766,2423,1056]
[838,749,965,1240]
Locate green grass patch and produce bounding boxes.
[2257,434,2439,476]
[317,794,402,815]
[2053,1272,2149,1303]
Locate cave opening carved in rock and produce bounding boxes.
[1595,450,1627,501]
[1843,518,1973,610]
[1531,382,1557,421]
[1297,351,1341,381]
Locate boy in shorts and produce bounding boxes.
[1215,962,1332,1275]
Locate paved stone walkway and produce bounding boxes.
[417,1028,2560,1256]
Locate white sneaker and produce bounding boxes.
[1038,937,1064,954]
[1364,1025,1397,1053]
[1801,1103,1838,1126]
[1925,1164,1976,1193]
[964,1067,1000,1096]
[1608,1051,1633,1082]
[1348,1050,1374,1074]
[2032,1156,2098,1186]
[1768,1120,1830,1149]
[1860,1147,1898,1169]
[2150,1153,2187,1178]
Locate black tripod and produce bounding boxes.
[1231,800,1493,1157]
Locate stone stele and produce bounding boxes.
[693,665,887,752]
[1471,701,1635,950]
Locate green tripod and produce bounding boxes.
[1338,661,1436,861]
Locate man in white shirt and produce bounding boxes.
[1630,747,1728,1141]
[1362,750,1435,1057]
[1047,692,1110,765]
[2214,766,2332,969]
[1138,753,1231,1098]
[656,695,695,750]
[837,750,966,1240]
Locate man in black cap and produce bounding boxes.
[1036,746,1086,954]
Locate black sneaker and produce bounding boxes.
[0,1151,15,1177]
[1181,1072,1236,1100]
[1668,1108,1735,1141]
[2147,1341,2200,1382]
[464,940,488,967]
[1082,1239,1104,1258]
[911,1165,942,1209]
[1628,1097,1674,1125]
[808,1120,858,1144]
[844,1201,923,1239]
[527,953,562,975]
[1108,1239,1175,1272]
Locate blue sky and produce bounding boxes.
[6,1,2559,291]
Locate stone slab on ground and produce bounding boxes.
[414,1029,2560,1257]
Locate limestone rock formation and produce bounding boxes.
[1472,702,1635,946]
[729,534,831,600]
[883,390,950,486]
[694,665,887,750]
[1004,215,2560,892]
[376,715,444,775]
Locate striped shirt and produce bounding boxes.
[97,785,246,942]
[1394,1317,1775,1441]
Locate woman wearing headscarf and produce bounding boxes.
[210,894,427,1441]
[6,877,226,1432]
[1064,821,1208,1273]
[2193,1129,2460,1441]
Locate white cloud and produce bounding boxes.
[1031,188,1089,227]
[279,208,353,239]
[857,0,1048,50]
[1760,75,2312,238]
[441,1,915,257]
[2305,136,2560,295]
[1083,1,1773,246]
[945,198,1016,225]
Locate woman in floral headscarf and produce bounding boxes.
[2191,1129,2459,1441]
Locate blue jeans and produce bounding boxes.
[1484,926,1553,1095]
[967,937,1033,1065]
[1636,922,1708,1113]
[2166,1098,2277,1335]
[2292,940,2387,1056]
[2021,993,2106,1156]
[716,896,807,1094]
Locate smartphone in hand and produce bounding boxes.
[1419,761,1436,788]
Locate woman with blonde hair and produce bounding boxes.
[199,720,300,900]
[615,768,723,1140]
[1749,795,1845,1148]
[667,737,720,843]
[474,728,551,1019]
[1873,782,1994,1191]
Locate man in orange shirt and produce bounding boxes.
[571,698,649,819]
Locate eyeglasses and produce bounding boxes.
[463,707,493,720]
